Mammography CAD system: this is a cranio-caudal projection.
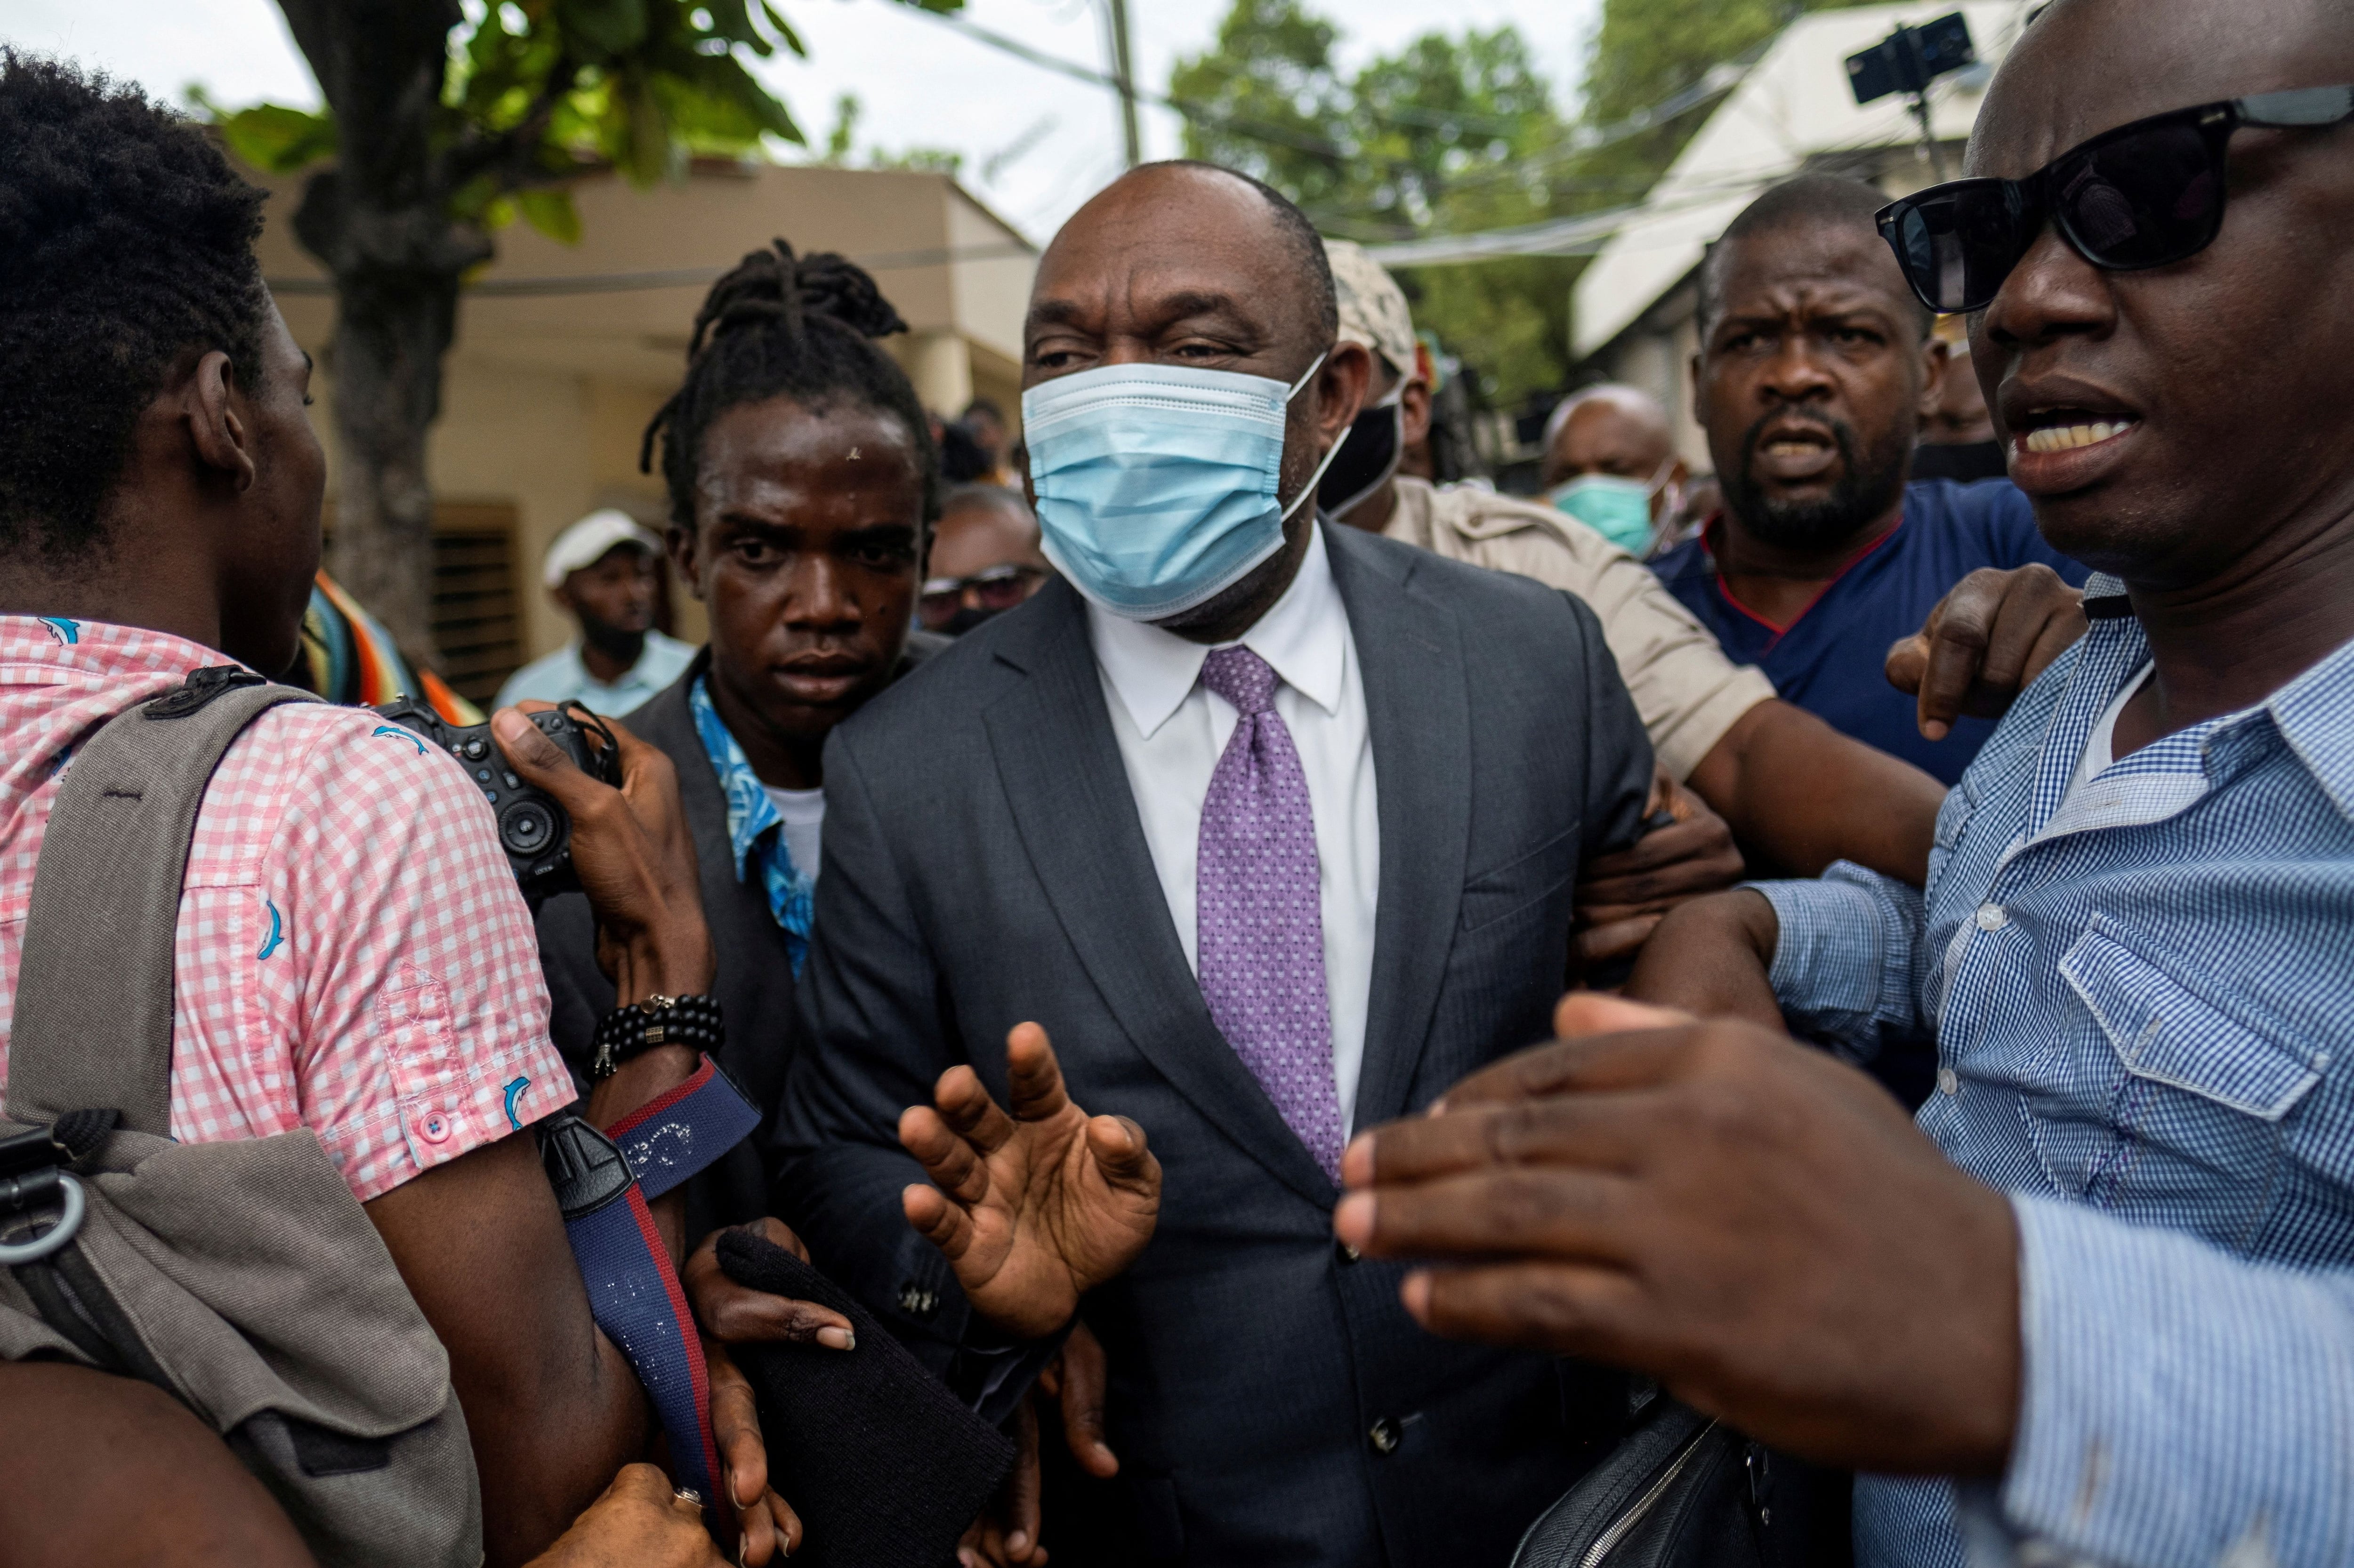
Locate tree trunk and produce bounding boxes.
[276,0,483,657]
[312,246,469,656]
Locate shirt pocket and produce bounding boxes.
[2056,919,2322,1236]
[2061,921,2321,1122]
[1459,823,1580,935]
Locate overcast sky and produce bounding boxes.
[2,0,1602,241]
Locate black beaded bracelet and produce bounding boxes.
[590,993,726,1081]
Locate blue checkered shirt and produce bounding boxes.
[1753,575,2354,1568]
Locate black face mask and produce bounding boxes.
[1317,394,1405,517]
[1910,439,2010,485]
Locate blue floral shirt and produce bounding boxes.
[687,675,813,974]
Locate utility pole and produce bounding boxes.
[1893,24,1949,179]
[1104,0,1141,168]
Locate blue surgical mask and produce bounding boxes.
[1550,457,1677,555]
[1023,354,1337,621]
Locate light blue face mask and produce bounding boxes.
[1550,458,1677,555]
[1022,354,1339,621]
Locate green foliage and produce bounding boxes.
[1173,2,1582,401]
[822,92,860,163]
[1573,0,1878,204]
[192,89,337,174]
[814,90,963,178]
[199,0,963,241]
[1170,0,1882,400]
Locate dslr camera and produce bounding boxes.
[372,698,621,904]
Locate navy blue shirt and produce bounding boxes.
[1651,479,2088,785]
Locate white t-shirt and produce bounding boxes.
[765,785,827,881]
[2070,662,2155,796]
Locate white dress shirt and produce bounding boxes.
[1086,523,1381,1135]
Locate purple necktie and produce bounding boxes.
[1195,645,1345,1182]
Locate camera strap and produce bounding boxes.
[540,1056,763,1510]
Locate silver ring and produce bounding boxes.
[673,1486,703,1508]
[0,1173,84,1265]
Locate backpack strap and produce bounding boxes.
[7,670,319,1134]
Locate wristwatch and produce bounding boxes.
[590,993,725,1081]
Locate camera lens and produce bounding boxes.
[500,798,558,859]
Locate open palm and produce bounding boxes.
[898,1023,1161,1340]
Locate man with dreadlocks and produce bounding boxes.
[534,240,949,1238]
[533,241,1124,1567]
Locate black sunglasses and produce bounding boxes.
[1876,84,2354,314]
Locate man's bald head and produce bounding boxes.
[1542,385,1678,491]
[1034,162,1337,363]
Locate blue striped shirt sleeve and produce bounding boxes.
[1995,1195,2354,1567]
[1751,862,1928,1061]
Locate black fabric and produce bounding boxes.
[717,1228,1014,1568]
[1909,440,2009,484]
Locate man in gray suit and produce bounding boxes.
[772,161,1653,1565]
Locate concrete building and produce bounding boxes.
[256,161,1037,700]
[1570,0,2038,469]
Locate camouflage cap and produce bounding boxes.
[1323,238,1418,377]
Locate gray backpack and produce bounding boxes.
[0,672,483,1568]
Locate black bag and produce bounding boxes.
[1511,1393,1850,1568]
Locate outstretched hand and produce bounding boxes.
[1337,992,2021,1475]
[899,1023,1161,1340]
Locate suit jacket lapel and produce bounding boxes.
[1327,526,1473,1130]
[983,581,1338,1207]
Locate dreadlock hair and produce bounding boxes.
[641,240,940,535]
[0,53,272,566]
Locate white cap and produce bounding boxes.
[543,509,662,589]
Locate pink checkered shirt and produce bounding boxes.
[0,616,570,1202]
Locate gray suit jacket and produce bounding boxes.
[772,525,1653,1567]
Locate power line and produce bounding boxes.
[894,4,1760,177]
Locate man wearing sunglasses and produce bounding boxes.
[1334,3,2354,1565]
[920,484,1053,635]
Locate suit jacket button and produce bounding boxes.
[1368,1417,1401,1454]
[1337,1240,1361,1263]
[896,1283,940,1320]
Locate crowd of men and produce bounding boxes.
[2,0,2351,1563]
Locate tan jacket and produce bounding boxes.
[1379,475,1774,780]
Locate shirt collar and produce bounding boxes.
[2065,582,2354,823]
[1085,520,1349,740]
[0,614,236,680]
[685,673,783,880]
